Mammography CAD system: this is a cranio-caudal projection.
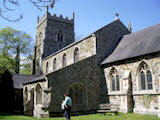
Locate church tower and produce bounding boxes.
[33,7,75,75]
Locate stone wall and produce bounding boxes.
[42,35,96,74]
[34,12,75,74]
[47,55,101,115]
[103,52,160,117]
[35,14,47,74]
[94,19,130,103]
[95,19,130,64]
[23,81,49,118]
[43,13,75,58]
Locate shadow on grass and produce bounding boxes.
[0,113,13,116]
[0,113,15,120]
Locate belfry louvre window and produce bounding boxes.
[74,47,79,63]
[58,31,63,41]
[39,32,42,42]
[109,67,120,91]
[62,53,67,67]
[53,58,57,71]
[138,61,153,90]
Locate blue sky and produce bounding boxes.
[0,0,160,41]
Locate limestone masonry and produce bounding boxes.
[22,9,160,118]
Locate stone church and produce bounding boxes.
[22,8,160,118]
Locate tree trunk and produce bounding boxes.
[15,44,20,74]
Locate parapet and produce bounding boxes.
[37,12,74,27]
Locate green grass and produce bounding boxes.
[0,113,160,120]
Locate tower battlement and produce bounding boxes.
[37,12,74,27]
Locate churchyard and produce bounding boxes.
[0,113,160,120]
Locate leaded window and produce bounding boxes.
[140,71,146,90]
[138,61,153,90]
[116,75,120,91]
[147,70,153,89]
[111,76,115,91]
[109,67,120,91]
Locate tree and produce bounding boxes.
[0,55,16,74]
[11,30,33,73]
[0,27,33,74]
[21,55,33,74]
[0,27,15,56]
[0,0,56,22]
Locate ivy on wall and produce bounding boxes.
[143,95,152,109]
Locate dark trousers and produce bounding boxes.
[64,106,71,120]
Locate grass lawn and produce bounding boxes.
[0,113,160,120]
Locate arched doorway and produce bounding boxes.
[68,83,85,112]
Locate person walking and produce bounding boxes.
[62,93,72,120]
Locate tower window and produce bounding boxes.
[39,32,42,42]
[58,31,63,41]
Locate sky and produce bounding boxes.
[0,0,160,42]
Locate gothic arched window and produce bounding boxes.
[58,31,63,42]
[53,58,57,71]
[74,47,79,63]
[116,75,120,91]
[36,84,42,105]
[62,53,67,67]
[140,71,146,90]
[138,61,153,90]
[109,67,120,91]
[46,62,49,74]
[24,87,28,103]
[147,70,153,89]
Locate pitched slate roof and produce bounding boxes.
[101,23,160,65]
[12,74,45,89]
[12,74,37,89]
[23,74,45,85]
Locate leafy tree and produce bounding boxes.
[21,56,33,74]
[11,30,33,73]
[0,27,15,56]
[0,55,16,74]
[0,27,33,74]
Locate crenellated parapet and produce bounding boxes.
[37,14,48,27]
[37,12,74,27]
